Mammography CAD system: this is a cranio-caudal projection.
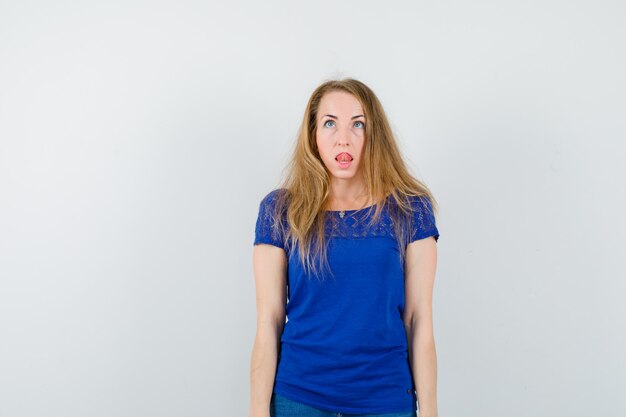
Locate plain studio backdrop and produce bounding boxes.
[0,1,624,416]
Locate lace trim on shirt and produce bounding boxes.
[254,190,439,253]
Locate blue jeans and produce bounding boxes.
[270,392,417,417]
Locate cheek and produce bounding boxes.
[316,134,330,158]
[357,138,366,156]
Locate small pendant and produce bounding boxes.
[339,211,345,218]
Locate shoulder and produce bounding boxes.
[259,188,289,210]
[387,192,435,214]
[407,193,439,242]
[407,193,435,213]
[254,188,291,250]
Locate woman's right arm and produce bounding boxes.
[249,244,288,417]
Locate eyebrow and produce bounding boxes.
[322,114,365,120]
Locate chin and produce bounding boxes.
[331,170,356,178]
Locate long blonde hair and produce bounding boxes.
[270,77,438,280]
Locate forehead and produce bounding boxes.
[318,91,363,115]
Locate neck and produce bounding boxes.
[327,177,370,210]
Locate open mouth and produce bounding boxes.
[335,152,353,162]
[335,152,353,168]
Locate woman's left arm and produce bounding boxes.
[403,236,439,417]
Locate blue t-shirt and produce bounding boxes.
[253,188,440,414]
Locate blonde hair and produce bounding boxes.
[270,77,438,279]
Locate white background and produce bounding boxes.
[1,1,624,416]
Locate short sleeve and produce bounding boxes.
[408,194,440,243]
[253,189,286,250]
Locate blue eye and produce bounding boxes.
[322,120,365,128]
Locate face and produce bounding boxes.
[315,91,366,181]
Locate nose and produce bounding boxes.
[337,125,351,146]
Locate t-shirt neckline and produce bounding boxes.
[325,193,392,213]
[325,202,377,213]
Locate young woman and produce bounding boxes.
[250,78,440,417]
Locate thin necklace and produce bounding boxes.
[336,199,372,219]
[330,193,370,219]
